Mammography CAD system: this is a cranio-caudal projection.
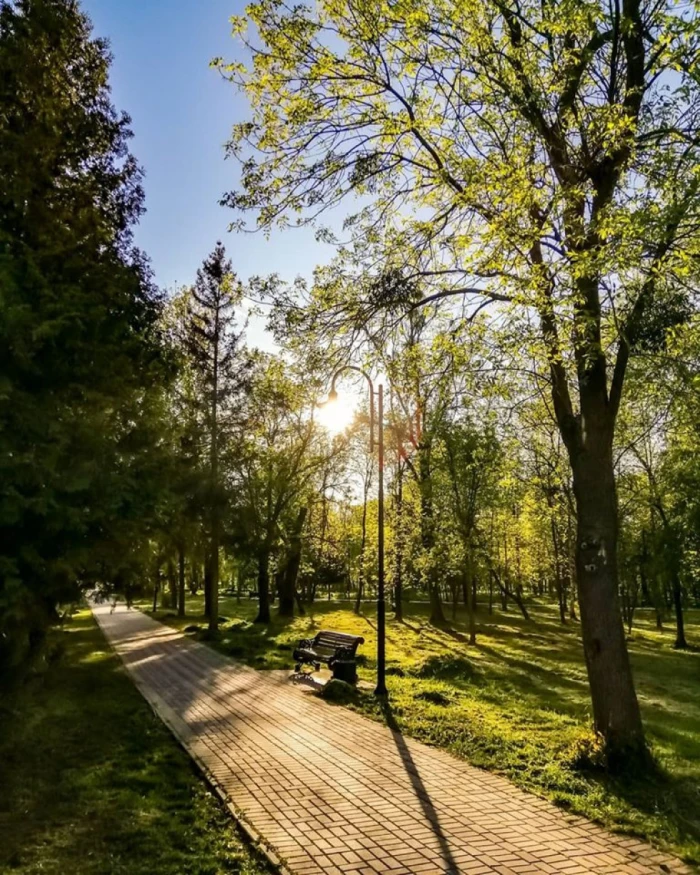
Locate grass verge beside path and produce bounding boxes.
[145,595,700,868]
[0,608,270,875]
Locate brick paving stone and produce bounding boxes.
[93,604,691,875]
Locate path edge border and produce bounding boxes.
[91,604,292,875]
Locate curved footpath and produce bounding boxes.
[92,603,690,875]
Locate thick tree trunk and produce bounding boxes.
[203,559,212,619]
[278,574,293,616]
[501,534,509,611]
[550,517,567,624]
[649,488,685,648]
[671,568,687,649]
[354,577,364,615]
[151,560,162,612]
[167,559,177,610]
[190,561,200,596]
[512,585,529,620]
[255,546,271,623]
[177,544,186,618]
[464,565,476,645]
[208,537,219,633]
[572,449,645,758]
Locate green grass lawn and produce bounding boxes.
[0,609,271,875]
[145,593,700,867]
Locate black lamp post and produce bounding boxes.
[320,367,387,697]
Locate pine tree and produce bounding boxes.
[185,244,251,632]
[0,0,165,668]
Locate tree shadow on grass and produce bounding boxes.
[476,645,589,697]
[588,764,700,866]
[171,610,300,671]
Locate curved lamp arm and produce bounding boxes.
[321,365,375,451]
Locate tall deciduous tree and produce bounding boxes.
[223,0,700,758]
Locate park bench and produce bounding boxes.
[293,630,364,684]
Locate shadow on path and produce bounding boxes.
[380,700,459,874]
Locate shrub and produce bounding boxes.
[410,654,480,682]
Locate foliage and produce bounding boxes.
[219,0,700,753]
[0,0,169,669]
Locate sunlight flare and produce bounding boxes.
[316,394,357,435]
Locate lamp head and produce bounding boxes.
[316,386,339,409]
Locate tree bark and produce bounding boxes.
[208,536,219,633]
[550,515,567,624]
[236,564,243,604]
[167,559,177,610]
[255,545,271,623]
[464,563,476,645]
[203,558,212,619]
[671,568,687,649]
[571,448,645,757]
[418,443,445,626]
[177,544,186,618]
[354,577,364,615]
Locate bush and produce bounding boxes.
[410,654,480,682]
[321,679,359,704]
[567,730,608,772]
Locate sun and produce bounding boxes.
[316,394,357,435]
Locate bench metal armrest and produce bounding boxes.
[297,637,314,649]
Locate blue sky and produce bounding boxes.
[82,0,334,345]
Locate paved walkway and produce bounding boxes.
[92,604,690,875]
